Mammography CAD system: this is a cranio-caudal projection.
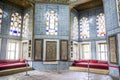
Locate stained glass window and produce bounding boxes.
[96,13,106,37]
[0,8,2,31]
[80,17,89,38]
[10,12,22,36]
[46,10,58,35]
[72,17,78,39]
[22,13,29,37]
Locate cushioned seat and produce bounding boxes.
[0,59,26,70]
[73,59,109,70]
[75,63,88,68]
[89,63,108,69]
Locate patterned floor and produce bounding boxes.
[0,70,113,80]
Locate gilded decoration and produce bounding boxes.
[60,40,68,60]
[34,39,42,60]
[109,35,118,64]
[46,41,57,61]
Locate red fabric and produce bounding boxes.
[0,60,7,63]
[74,60,80,63]
[89,60,98,63]
[19,59,25,63]
[98,60,108,64]
[89,63,108,69]
[75,63,88,68]
[0,63,26,70]
[79,60,89,62]
[74,62,108,70]
[6,60,20,63]
[0,60,20,63]
[110,66,119,68]
[73,59,109,70]
[0,59,26,70]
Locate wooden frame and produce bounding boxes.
[43,39,59,64]
[60,40,68,61]
[34,39,43,61]
[46,41,57,61]
[108,35,118,64]
[116,0,120,26]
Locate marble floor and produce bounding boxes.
[0,70,113,80]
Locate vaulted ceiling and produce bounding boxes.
[0,0,78,9]
[28,0,77,4]
[0,0,103,11]
[0,0,34,9]
[71,0,103,12]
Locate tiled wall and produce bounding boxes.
[104,0,119,35]
[32,3,70,70]
[0,2,22,59]
[0,2,33,59]
[34,3,69,39]
[79,7,105,41]
[104,0,120,79]
[22,8,33,40]
[0,2,22,39]
[71,9,79,41]
[78,7,106,60]
[0,0,120,73]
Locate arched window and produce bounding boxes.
[80,17,89,38]
[96,13,106,37]
[10,12,22,36]
[22,13,29,37]
[0,8,2,31]
[46,10,58,35]
[72,17,78,39]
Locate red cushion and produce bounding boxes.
[0,60,7,63]
[0,63,26,70]
[89,60,98,63]
[6,60,20,63]
[74,60,89,63]
[89,63,108,70]
[98,61,108,64]
[19,59,25,63]
[75,63,88,68]
[0,59,27,70]
[80,60,89,62]
[74,63,108,70]
[74,60,80,63]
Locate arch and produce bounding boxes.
[10,12,22,36]
[96,13,106,37]
[46,10,58,35]
[80,17,89,38]
[72,16,78,39]
[22,13,29,37]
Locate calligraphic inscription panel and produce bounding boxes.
[46,41,57,61]
[34,39,42,60]
[60,40,68,60]
[109,36,117,64]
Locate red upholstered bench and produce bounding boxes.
[73,59,109,70]
[0,59,26,70]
